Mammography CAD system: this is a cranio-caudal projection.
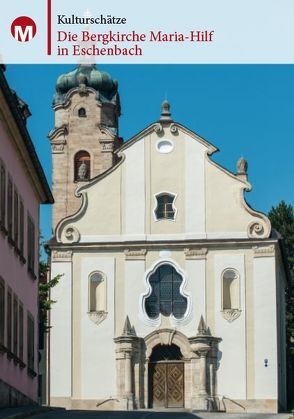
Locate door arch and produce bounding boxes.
[148,343,185,408]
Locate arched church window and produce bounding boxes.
[89,271,106,312]
[74,151,90,181]
[222,269,240,310]
[78,107,86,117]
[154,193,176,220]
[145,264,187,319]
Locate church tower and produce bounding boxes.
[49,65,122,230]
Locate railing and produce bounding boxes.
[96,397,120,408]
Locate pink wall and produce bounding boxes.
[0,120,40,402]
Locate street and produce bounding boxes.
[31,409,291,419]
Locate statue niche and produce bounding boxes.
[74,150,90,181]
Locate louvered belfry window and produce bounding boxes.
[145,264,187,319]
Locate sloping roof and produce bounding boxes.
[0,67,53,204]
[117,119,219,156]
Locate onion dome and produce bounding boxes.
[53,64,119,107]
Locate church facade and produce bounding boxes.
[48,65,287,413]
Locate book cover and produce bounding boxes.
[0,0,293,413]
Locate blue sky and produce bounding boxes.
[5,65,294,243]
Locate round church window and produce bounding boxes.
[156,139,174,154]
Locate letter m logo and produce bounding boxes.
[11,16,37,43]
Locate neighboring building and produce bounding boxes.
[0,66,53,406]
[48,65,288,413]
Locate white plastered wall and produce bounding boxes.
[123,139,145,236]
[125,259,150,336]
[50,261,72,398]
[253,256,278,400]
[79,256,116,399]
[180,258,206,336]
[214,253,246,399]
[68,166,122,237]
[184,134,206,235]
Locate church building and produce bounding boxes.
[48,65,287,413]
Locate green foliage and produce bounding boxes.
[39,259,62,334]
[268,201,294,354]
[39,234,62,334]
[268,201,294,351]
[269,201,294,408]
[268,201,294,274]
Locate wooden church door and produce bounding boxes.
[148,344,184,408]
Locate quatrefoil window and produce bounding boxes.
[145,264,187,319]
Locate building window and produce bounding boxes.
[89,272,106,312]
[0,161,6,231]
[0,278,5,348]
[7,177,13,240]
[27,313,35,374]
[27,215,35,277]
[222,269,240,310]
[154,193,176,220]
[78,107,86,117]
[19,200,24,257]
[145,264,187,319]
[13,295,18,356]
[19,303,23,362]
[156,139,174,154]
[7,289,12,354]
[74,151,90,181]
[13,189,19,248]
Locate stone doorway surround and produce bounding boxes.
[114,316,222,411]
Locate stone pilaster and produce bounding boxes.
[114,317,141,410]
[189,316,222,412]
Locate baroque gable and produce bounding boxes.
[55,103,270,244]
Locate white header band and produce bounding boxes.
[1,0,293,64]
